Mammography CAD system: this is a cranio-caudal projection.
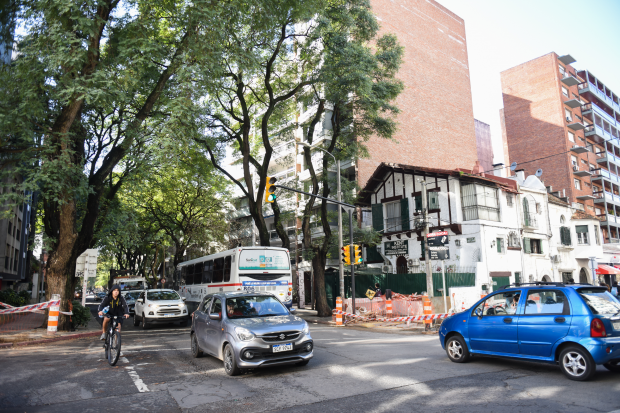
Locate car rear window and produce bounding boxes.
[578,288,620,315]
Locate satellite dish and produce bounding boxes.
[510,162,517,171]
[535,169,543,177]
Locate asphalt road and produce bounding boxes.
[1,308,620,413]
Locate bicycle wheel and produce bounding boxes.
[108,331,121,366]
[104,332,110,360]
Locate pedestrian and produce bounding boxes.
[374,283,382,297]
[600,282,611,292]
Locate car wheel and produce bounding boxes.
[445,335,470,363]
[559,346,596,381]
[603,360,620,373]
[141,314,149,330]
[191,333,203,358]
[133,314,139,327]
[223,344,241,376]
[296,359,310,366]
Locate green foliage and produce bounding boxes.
[71,300,91,329]
[0,290,30,307]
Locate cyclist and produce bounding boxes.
[98,285,129,340]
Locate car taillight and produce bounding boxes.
[591,318,607,338]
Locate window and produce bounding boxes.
[211,298,222,317]
[559,65,565,75]
[574,179,581,190]
[560,226,572,246]
[224,256,231,282]
[595,207,602,215]
[461,184,500,222]
[562,86,569,97]
[568,131,575,142]
[580,159,587,165]
[506,194,513,206]
[7,221,11,235]
[524,238,543,254]
[186,264,194,285]
[576,225,589,244]
[202,260,213,284]
[508,231,520,248]
[200,296,212,312]
[524,290,569,315]
[213,257,224,283]
[472,291,522,316]
[571,155,578,166]
[496,237,505,253]
[565,108,572,122]
[385,201,402,232]
[594,225,600,245]
[428,191,439,210]
[560,215,565,224]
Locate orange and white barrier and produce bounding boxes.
[336,297,343,326]
[47,295,60,334]
[386,299,392,316]
[0,300,59,314]
[423,294,432,326]
[332,309,454,323]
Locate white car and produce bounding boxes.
[133,289,189,329]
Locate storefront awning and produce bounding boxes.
[596,265,620,275]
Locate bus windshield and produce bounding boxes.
[225,296,288,318]
[239,249,289,270]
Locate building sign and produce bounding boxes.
[426,231,450,260]
[384,240,408,255]
[467,237,476,243]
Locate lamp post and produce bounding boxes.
[296,141,344,299]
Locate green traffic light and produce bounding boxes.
[268,194,276,202]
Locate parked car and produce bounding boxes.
[440,282,620,381]
[94,292,106,301]
[122,290,142,315]
[133,289,189,328]
[190,292,313,376]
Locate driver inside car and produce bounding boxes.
[226,301,244,317]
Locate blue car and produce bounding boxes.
[440,282,620,381]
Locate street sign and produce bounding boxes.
[384,240,408,255]
[365,289,376,300]
[426,231,449,260]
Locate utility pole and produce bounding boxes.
[336,159,344,299]
[349,209,356,313]
[420,180,433,297]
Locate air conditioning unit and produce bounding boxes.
[381,264,393,274]
[407,258,420,267]
[455,239,461,247]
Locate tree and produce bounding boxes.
[0,0,226,330]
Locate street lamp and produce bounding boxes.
[296,141,345,299]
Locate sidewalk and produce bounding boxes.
[0,312,101,349]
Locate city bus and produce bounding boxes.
[175,247,293,313]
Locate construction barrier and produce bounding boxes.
[423,294,432,327]
[336,297,343,326]
[0,298,73,334]
[332,309,454,323]
[0,300,60,314]
[386,299,392,316]
[342,296,424,319]
[47,295,60,334]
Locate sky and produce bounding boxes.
[435,0,620,166]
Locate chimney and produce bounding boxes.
[515,168,525,182]
[492,163,504,178]
[472,161,485,177]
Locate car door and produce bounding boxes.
[518,289,572,357]
[468,290,521,354]
[194,296,212,349]
[205,297,224,357]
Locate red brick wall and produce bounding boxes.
[501,52,596,211]
[358,0,477,187]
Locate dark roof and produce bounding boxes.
[547,193,570,207]
[358,162,519,205]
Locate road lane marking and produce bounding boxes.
[120,356,149,392]
[123,347,190,352]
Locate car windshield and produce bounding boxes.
[125,292,141,300]
[473,291,522,316]
[578,288,620,314]
[147,291,180,301]
[225,296,288,319]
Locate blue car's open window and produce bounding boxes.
[472,291,522,316]
[522,289,570,315]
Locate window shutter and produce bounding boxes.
[524,238,531,254]
[575,225,588,233]
[496,238,502,253]
[400,198,410,231]
[428,192,439,210]
[539,240,544,254]
[414,195,422,212]
[372,203,384,232]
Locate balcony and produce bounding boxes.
[558,54,576,65]
[598,214,620,225]
[269,227,297,240]
[566,118,585,131]
[576,194,596,200]
[561,73,580,87]
[564,99,582,109]
[593,191,620,206]
[523,213,538,229]
[572,165,591,177]
[585,124,607,142]
[570,145,589,154]
[579,81,618,112]
[591,168,620,184]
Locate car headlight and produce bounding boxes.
[235,327,255,341]
[148,304,159,309]
[302,323,309,335]
[178,303,185,308]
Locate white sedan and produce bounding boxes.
[134,289,189,329]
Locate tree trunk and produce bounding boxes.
[312,250,331,317]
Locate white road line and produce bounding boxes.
[120,356,149,392]
[123,347,190,352]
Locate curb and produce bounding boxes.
[0,331,100,349]
[298,316,334,326]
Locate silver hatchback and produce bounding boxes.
[190,292,313,376]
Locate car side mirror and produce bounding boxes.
[209,312,221,320]
[182,297,187,301]
[289,308,296,313]
[474,308,483,318]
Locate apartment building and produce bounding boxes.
[501,52,620,243]
[358,162,604,307]
[475,119,493,173]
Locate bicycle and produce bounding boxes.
[103,316,122,366]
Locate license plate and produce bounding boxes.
[163,313,176,317]
[613,322,620,330]
[272,343,293,353]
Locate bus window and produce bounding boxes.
[186,264,194,285]
[213,258,224,283]
[224,256,231,282]
[180,266,186,286]
[202,260,213,284]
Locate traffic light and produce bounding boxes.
[341,246,351,265]
[265,176,277,203]
[353,245,363,265]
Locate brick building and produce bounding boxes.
[501,52,620,243]
[474,119,493,173]
[357,0,478,187]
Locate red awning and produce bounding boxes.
[596,265,620,275]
